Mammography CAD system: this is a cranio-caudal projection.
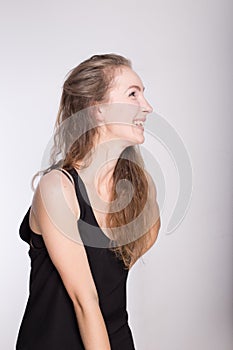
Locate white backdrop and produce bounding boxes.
[1,0,232,349]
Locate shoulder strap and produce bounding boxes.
[54,168,111,247]
[56,168,85,219]
[57,167,87,220]
[56,168,74,184]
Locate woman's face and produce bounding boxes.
[97,66,153,145]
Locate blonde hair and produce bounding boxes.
[32,53,152,269]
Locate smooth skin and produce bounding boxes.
[29,66,160,350]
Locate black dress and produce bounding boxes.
[16,167,135,350]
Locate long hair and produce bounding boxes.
[32,53,152,270]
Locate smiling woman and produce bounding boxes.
[16,53,161,350]
[99,66,153,144]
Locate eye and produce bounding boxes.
[129,91,137,98]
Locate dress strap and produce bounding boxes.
[58,167,88,220]
[56,168,74,184]
[66,167,111,247]
[56,168,85,219]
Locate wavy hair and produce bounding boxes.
[32,53,154,270]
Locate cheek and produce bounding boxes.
[104,103,140,124]
[107,123,132,134]
[107,123,140,140]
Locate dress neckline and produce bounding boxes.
[70,167,111,242]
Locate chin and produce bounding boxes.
[137,137,145,144]
[128,135,145,145]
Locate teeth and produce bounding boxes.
[133,120,144,126]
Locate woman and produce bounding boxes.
[16,53,161,350]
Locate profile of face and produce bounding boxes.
[96,66,153,146]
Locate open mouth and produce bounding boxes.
[133,120,144,129]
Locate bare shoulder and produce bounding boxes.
[32,169,80,222]
[30,169,99,309]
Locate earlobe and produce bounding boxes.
[97,106,103,114]
[95,106,105,123]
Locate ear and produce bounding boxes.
[94,105,105,123]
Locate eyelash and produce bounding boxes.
[129,91,137,98]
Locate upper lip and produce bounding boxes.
[133,118,146,122]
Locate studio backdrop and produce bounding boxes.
[1,0,232,349]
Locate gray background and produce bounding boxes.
[1,0,232,349]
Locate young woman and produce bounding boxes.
[16,53,161,350]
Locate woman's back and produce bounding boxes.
[16,168,135,350]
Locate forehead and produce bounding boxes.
[112,66,144,91]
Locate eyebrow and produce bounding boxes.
[125,85,145,93]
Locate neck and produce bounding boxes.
[76,138,130,193]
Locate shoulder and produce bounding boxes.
[39,168,74,187]
[33,168,80,220]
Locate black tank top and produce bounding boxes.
[16,168,135,350]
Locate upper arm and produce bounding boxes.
[31,169,99,310]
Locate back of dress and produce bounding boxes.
[16,168,135,350]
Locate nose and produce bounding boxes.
[141,96,153,114]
